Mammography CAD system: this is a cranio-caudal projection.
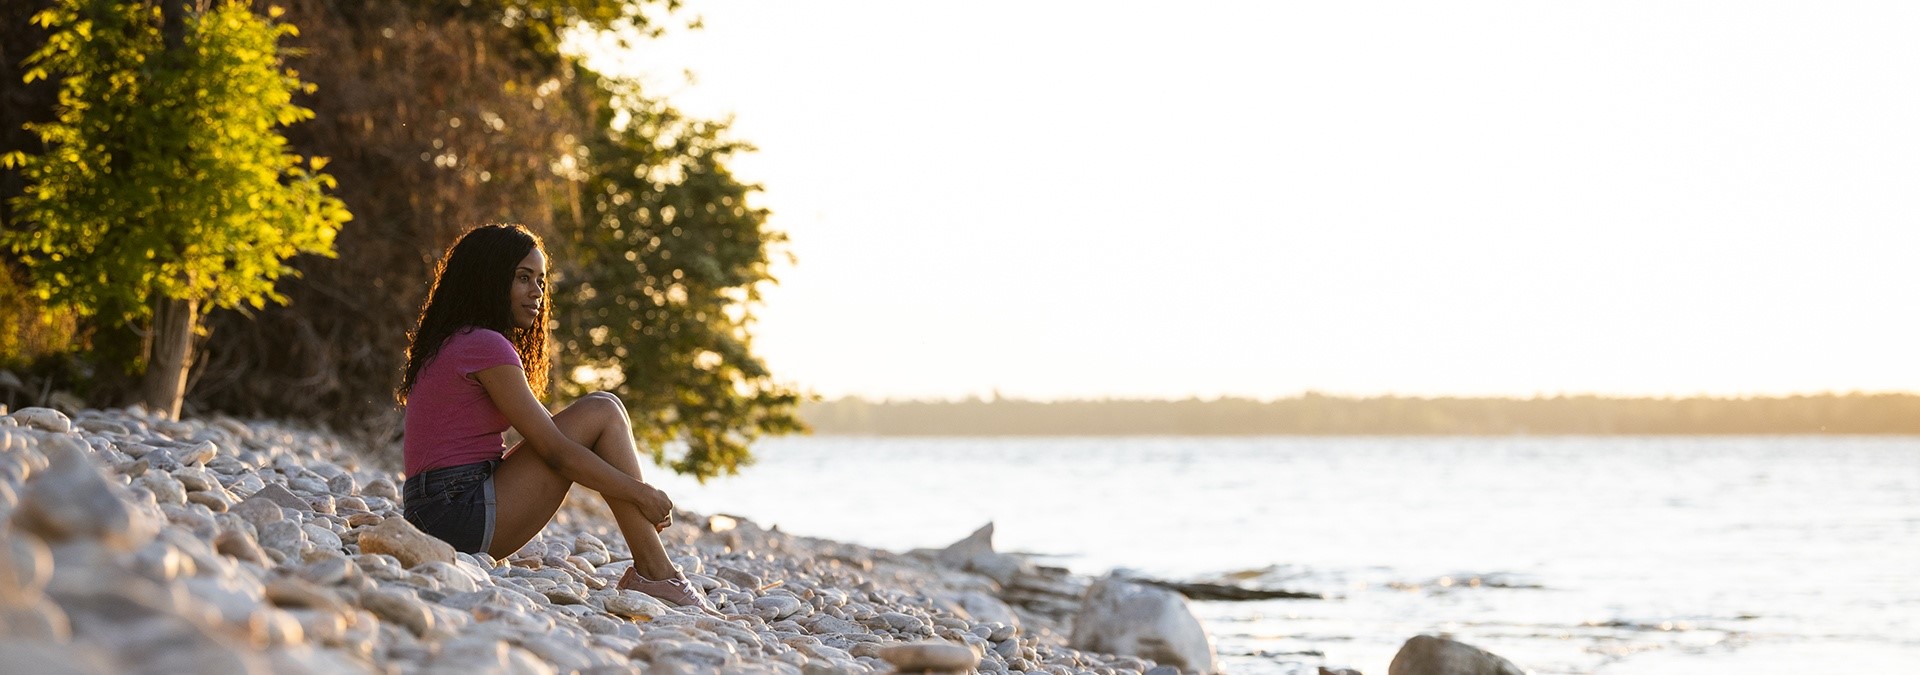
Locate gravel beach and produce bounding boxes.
[0,405,1212,674]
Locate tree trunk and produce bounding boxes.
[161,0,187,52]
[143,296,199,420]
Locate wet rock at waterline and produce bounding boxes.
[1069,574,1219,674]
[934,522,1033,587]
[1388,634,1525,675]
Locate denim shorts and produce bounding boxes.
[402,459,498,555]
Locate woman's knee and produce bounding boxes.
[584,391,623,407]
[583,391,631,423]
[559,392,632,438]
[564,391,619,418]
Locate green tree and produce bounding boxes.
[4,0,349,419]
[3,0,804,478]
[552,77,805,480]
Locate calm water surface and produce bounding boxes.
[647,436,1920,674]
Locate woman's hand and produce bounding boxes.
[636,483,674,531]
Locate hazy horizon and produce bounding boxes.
[798,391,1920,435]
[805,388,1920,404]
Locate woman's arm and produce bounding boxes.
[473,365,672,523]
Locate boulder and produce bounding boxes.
[430,637,542,674]
[0,529,53,600]
[355,517,455,569]
[1069,574,1216,674]
[0,603,69,641]
[47,566,269,674]
[0,639,112,674]
[12,435,155,550]
[8,408,72,434]
[934,523,994,569]
[934,523,1034,586]
[1387,635,1524,675]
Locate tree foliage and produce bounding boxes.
[3,0,346,335]
[3,0,803,474]
[189,0,599,423]
[553,79,803,479]
[144,0,803,478]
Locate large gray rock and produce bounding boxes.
[8,408,72,434]
[419,636,513,673]
[935,522,1034,586]
[0,528,53,601]
[1387,634,1525,675]
[0,639,112,674]
[1069,574,1217,674]
[48,564,269,673]
[13,435,155,550]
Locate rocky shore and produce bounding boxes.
[0,405,1224,674]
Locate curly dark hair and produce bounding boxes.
[398,224,550,404]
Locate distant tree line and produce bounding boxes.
[1,0,802,478]
[801,393,1920,435]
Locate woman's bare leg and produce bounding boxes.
[490,392,677,580]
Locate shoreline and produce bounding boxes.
[578,433,1920,674]
[0,406,1233,674]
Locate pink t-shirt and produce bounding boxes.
[403,327,523,476]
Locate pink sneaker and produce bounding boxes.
[619,567,720,615]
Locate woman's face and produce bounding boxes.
[510,248,547,330]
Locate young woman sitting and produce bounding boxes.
[396,223,713,610]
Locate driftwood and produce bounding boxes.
[1131,578,1324,601]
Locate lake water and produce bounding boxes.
[645,436,1920,674]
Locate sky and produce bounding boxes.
[580,1,1920,401]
